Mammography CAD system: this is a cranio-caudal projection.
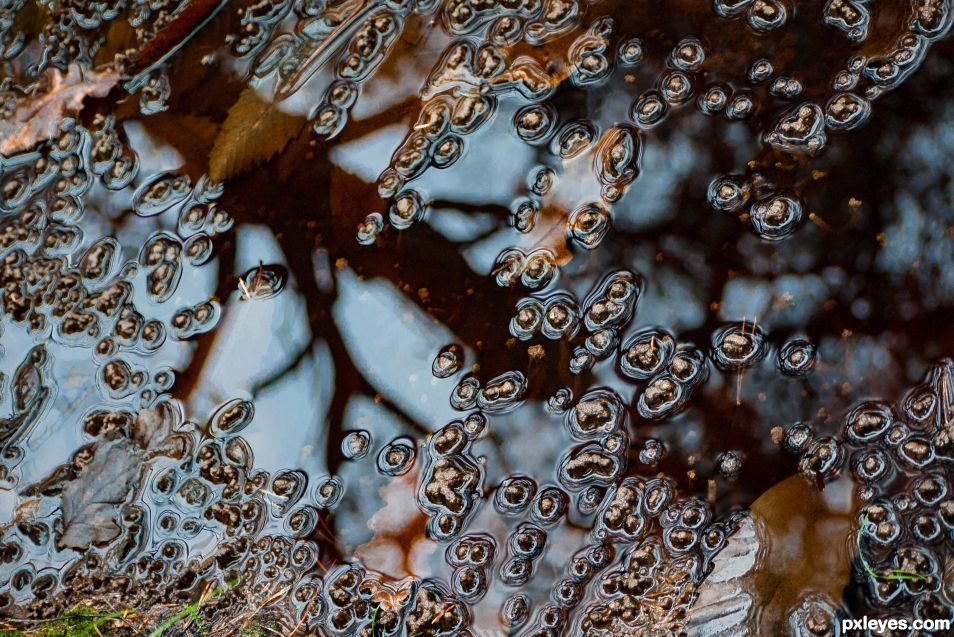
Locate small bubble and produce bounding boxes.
[717,451,743,479]
[777,338,817,377]
[132,173,191,217]
[552,120,598,160]
[569,348,595,375]
[725,92,756,120]
[432,344,464,379]
[770,76,803,98]
[341,430,372,461]
[637,374,683,419]
[510,298,544,340]
[671,38,705,71]
[388,188,426,230]
[477,371,527,413]
[531,486,569,525]
[451,375,480,410]
[315,476,344,508]
[699,84,730,115]
[765,102,826,155]
[639,439,667,467]
[747,57,774,83]
[631,91,669,128]
[567,202,611,250]
[799,437,844,483]
[708,174,750,213]
[514,103,558,144]
[433,134,464,168]
[750,194,803,240]
[511,198,539,233]
[620,328,675,380]
[501,594,530,630]
[594,126,641,202]
[494,249,526,288]
[495,476,537,514]
[521,249,556,288]
[547,387,573,414]
[825,92,871,130]
[377,437,417,476]
[210,398,255,437]
[542,293,581,340]
[747,0,787,32]
[618,37,644,66]
[356,212,384,245]
[238,263,288,300]
[660,70,694,104]
[528,165,556,196]
[711,322,767,370]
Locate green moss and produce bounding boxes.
[0,579,242,637]
[857,514,928,583]
[0,607,127,637]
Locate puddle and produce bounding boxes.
[0,1,953,636]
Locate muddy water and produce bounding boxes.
[0,1,953,636]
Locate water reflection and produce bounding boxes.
[0,1,953,635]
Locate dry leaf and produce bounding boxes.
[208,88,307,182]
[0,65,119,156]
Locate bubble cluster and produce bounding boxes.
[2,0,954,633]
[626,334,709,421]
[493,247,557,289]
[575,475,730,635]
[418,419,484,540]
[447,533,495,601]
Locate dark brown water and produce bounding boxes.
[0,1,953,636]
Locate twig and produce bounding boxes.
[287,584,322,637]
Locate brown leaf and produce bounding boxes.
[687,474,855,635]
[128,0,228,77]
[93,16,139,67]
[0,65,119,156]
[58,440,143,550]
[9,1,48,42]
[208,88,307,182]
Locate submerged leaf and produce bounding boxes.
[687,475,854,635]
[208,88,307,182]
[129,0,228,75]
[58,440,142,550]
[0,66,119,156]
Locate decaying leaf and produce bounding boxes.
[55,406,172,550]
[208,87,307,182]
[686,474,855,635]
[58,440,143,550]
[0,65,119,156]
[127,0,228,79]
[9,0,49,42]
